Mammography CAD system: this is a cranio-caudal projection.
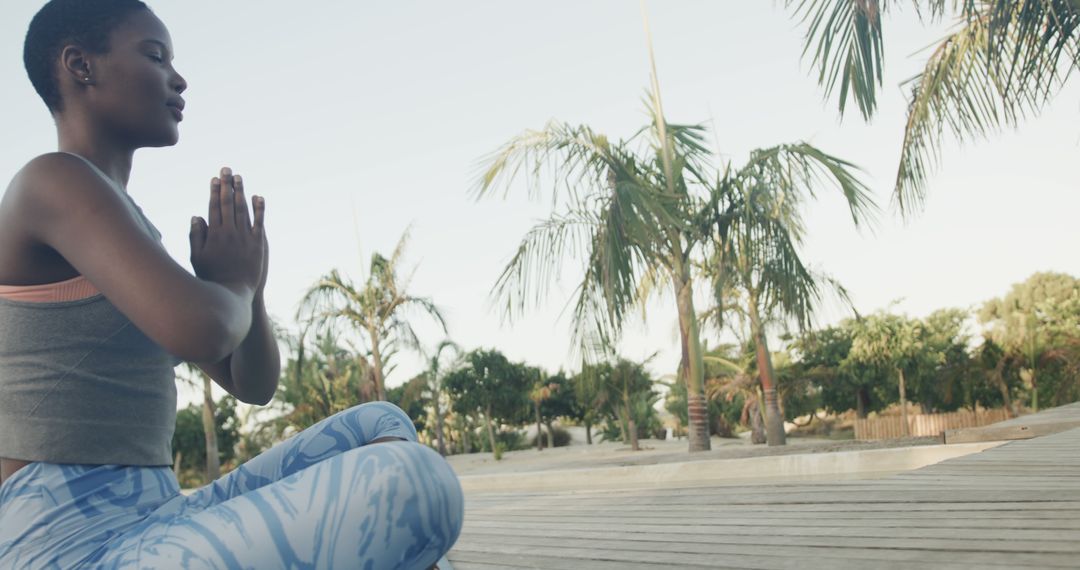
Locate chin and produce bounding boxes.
[141,127,180,148]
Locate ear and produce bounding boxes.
[60,44,94,84]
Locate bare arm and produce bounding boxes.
[17,153,259,362]
[194,293,280,405]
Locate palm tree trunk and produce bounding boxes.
[485,405,499,459]
[991,356,1013,418]
[201,375,220,481]
[749,401,767,444]
[545,420,555,449]
[460,416,471,454]
[623,394,639,451]
[749,299,786,446]
[434,398,448,456]
[897,367,910,437]
[674,274,710,452]
[370,329,386,401]
[856,387,870,419]
[534,400,544,450]
[584,418,593,444]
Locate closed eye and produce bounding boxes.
[148,54,164,63]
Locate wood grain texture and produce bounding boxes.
[448,404,1080,569]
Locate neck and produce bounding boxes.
[55,111,136,191]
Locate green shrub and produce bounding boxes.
[478,429,528,454]
[530,426,572,448]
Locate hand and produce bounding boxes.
[189,167,265,295]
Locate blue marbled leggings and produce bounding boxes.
[0,402,464,569]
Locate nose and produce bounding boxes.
[171,70,187,95]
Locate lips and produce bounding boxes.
[166,99,185,122]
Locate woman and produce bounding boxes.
[0,1,463,568]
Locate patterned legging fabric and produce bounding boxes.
[0,401,464,569]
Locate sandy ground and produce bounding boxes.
[445,427,940,476]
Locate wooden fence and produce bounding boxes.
[853,408,1010,440]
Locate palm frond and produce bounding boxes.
[472,121,617,205]
[790,0,889,119]
[896,1,1080,212]
[736,142,879,229]
[489,209,599,321]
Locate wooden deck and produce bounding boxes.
[448,406,1080,569]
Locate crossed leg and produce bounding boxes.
[93,402,464,569]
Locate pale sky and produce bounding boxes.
[2,1,1077,411]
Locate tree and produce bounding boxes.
[299,230,446,401]
[525,369,576,450]
[540,371,577,446]
[787,0,1080,212]
[268,327,373,438]
[177,364,224,481]
[700,141,875,446]
[476,92,873,452]
[578,357,658,451]
[571,364,606,445]
[703,345,767,444]
[845,312,939,435]
[443,349,530,459]
[527,366,553,450]
[171,394,239,487]
[415,339,460,456]
[386,374,430,439]
[794,324,891,418]
[980,272,1080,410]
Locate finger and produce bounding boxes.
[219,167,235,227]
[189,215,207,255]
[251,195,265,237]
[208,178,223,227]
[234,174,252,229]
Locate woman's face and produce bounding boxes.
[79,10,187,147]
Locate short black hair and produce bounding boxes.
[24,0,151,113]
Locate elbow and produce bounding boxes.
[238,377,279,406]
[171,310,248,363]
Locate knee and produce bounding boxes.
[390,443,464,547]
[348,401,419,443]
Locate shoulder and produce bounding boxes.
[7,153,119,218]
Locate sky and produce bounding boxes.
[2,1,1078,411]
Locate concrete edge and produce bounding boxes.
[457,440,1006,493]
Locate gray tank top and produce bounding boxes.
[0,152,181,466]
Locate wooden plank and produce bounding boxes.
[448,551,714,570]
[457,521,1080,551]
[461,515,1080,536]
[449,543,1060,570]
[463,512,1080,529]
[945,421,1080,444]
[450,414,1080,568]
[452,533,1080,567]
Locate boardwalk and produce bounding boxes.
[448,407,1080,569]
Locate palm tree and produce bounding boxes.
[269,327,375,437]
[608,358,656,451]
[475,105,719,452]
[787,0,1080,212]
[702,346,768,444]
[528,368,554,450]
[703,148,875,445]
[418,339,460,456]
[299,230,447,401]
[571,363,606,445]
[477,100,877,451]
[179,363,220,481]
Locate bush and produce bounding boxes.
[530,426,572,448]
[477,429,528,454]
